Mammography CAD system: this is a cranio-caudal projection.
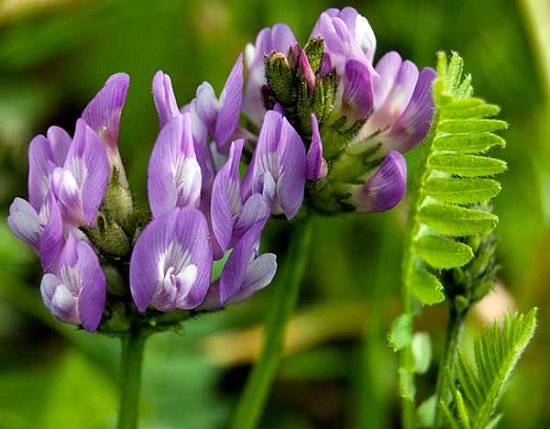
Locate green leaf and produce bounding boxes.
[411,332,432,374]
[428,153,507,177]
[442,309,538,429]
[438,119,507,133]
[418,204,498,236]
[388,314,414,351]
[442,102,500,119]
[424,177,501,204]
[408,267,445,305]
[433,132,505,153]
[413,235,474,268]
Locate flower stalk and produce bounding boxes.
[117,324,148,429]
[231,219,313,429]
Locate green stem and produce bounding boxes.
[433,308,464,429]
[399,110,440,429]
[230,219,314,429]
[117,324,147,429]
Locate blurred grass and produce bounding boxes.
[0,0,548,428]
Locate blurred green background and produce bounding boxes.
[0,0,548,428]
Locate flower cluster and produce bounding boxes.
[8,6,436,332]
[244,7,436,213]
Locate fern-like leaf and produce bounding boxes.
[403,51,507,306]
[441,309,538,429]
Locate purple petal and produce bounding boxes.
[62,119,109,225]
[340,7,376,63]
[81,73,129,153]
[211,140,244,256]
[28,135,54,210]
[39,194,64,271]
[7,197,41,252]
[311,8,376,64]
[342,59,374,120]
[77,240,106,332]
[373,51,402,109]
[218,224,260,304]
[147,113,202,218]
[152,71,180,128]
[277,118,307,219]
[369,59,419,133]
[130,208,212,312]
[230,253,277,304]
[387,67,437,152]
[215,54,243,149]
[351,150,407,212]
[243,110,283,195]
[41,275,80,325]
[306,114,327,180]
[194,82,219,135]
[271,23,297,54]
[233,193,269,244]
[47,126,72,166]
[216,223,276,307]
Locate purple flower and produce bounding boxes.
[8,193,64,270]
[311,7,376,74]
[147,112,202,218]
[193,54,244,150]
[350,150,407,212]
[340,59,374,122]
[81,73,130,186]
[211,139,269,258]
[152,71,180,129]
[28,127,72,211]
[51,119,110,226]
[130,207,213,312]
[243,110,307,219]
[353,52,436,154]
[243,23,297,126]
[202,222,276,310]
[40,232,106,332]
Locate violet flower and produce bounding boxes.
[211,139,269,258]
[193,54,244,150]
[243,110,307,219]
[51,119,110,226]
[130,207,213,312]
[202,221,276,310]
[311,7,376,73]
[147,112,202,218]
[81,73,130,186]
[40,232,106,332]
[8,193,63,270]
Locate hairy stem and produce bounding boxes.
[433,308,464,428]
[117,324,147,429]
[230,220,313,429]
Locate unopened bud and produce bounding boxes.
[102,168,134,228]
[265,52,296,106]
[87,214,131,256]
